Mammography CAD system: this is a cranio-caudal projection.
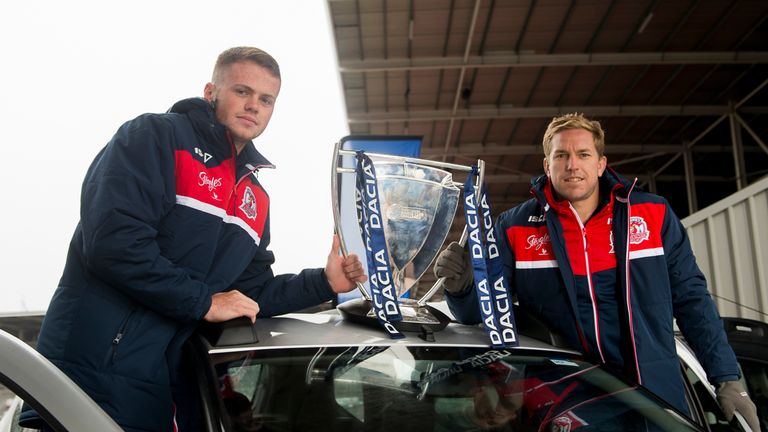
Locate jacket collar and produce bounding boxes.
[167,97,274,169]
[238,139,275,170]
[530,166,634,210]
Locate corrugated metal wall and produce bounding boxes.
[682,176,768,321]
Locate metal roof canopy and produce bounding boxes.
[327,0,768,219]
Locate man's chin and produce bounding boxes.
[231,129,260,144]
[555,188,589,203]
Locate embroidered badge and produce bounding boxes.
[526,233,551,256]
[198,172,223,201]
[198,172,222,192]
[551,416,572,432]
[239,187,258,220]
[629,216,650,244]
[194,147,213,163]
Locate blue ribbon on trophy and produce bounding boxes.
[355,151,405,339]
[463,166,519,348]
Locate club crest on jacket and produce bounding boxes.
[239,187,258,220]
[629,216,650,245]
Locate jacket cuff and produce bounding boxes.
[710,374,740,385]
[193,288,214,322]
[316,268,336,300]
[445,282,475,299]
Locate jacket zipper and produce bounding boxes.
[622,178,642,383]
[226,123,273,216]
[569,204,606,364]
[111,309,136,364]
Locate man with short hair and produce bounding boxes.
[24,47,365,432]
[436,113,759,430]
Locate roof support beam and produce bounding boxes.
[682,142,698,213]
[734,113,768,155]
[484,174,738,184]
[348,105,768,123]
[442,0,482,162]
[420,144,763,157]
[649,76,768,180]
[730,111,748,190]
[339,51,768,73]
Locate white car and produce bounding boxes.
[0,329,120,432]
[0,305,752,431]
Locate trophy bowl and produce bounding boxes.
[331,141,482,332]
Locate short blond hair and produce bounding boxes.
[212,47,281,84]
[542,113,605,157]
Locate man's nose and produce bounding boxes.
[244,96,259,112]
[565,155,577,170]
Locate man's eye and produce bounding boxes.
[236,89,248,96]
[261,97,274,106]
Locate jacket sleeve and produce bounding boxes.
[663,200,740,384]
[234,248,335,317]
[80,115,212,323]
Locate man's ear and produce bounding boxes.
[543,157,550,176]
[203,82,215,101]
[598,155,607,177]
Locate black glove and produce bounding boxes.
[434,242,473,295]
[716,380,760,431]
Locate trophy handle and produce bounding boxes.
[331,140,372,301]
[417,159,486,306]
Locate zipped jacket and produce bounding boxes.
[447,168,739,413]
[28,98,334,431]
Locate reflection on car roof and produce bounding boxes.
[205,310,582,355]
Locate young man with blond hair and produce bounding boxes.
[436,113,758,429]
[25,47,365,432]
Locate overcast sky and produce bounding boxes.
[0,1,349,312]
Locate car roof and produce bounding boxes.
[201,310,582,356]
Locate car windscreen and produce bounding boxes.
[209,346,699,432]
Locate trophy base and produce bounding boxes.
[337,297,451,332]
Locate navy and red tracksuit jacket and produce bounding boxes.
[446,168,740,414]
[26,98,334,431]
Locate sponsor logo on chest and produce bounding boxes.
[194,147,213,163]
[198,172,222,191]
[526,233,551,256]
[198,172,224,201]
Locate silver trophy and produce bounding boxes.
[331,140,486,331]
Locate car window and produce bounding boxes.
[679,359,745,432]
[739,359,768,432]
[210,346,700,432]
[0,394,39,432]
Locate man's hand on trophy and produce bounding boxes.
[434,242,473,295]
[325,234,368,293]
